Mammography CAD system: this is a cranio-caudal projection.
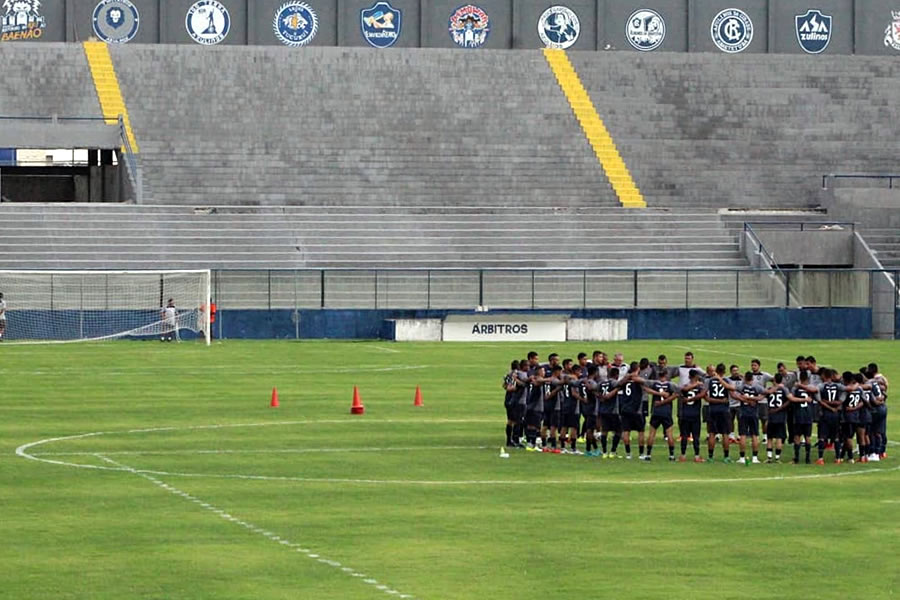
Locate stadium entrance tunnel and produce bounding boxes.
[0,119,126,202]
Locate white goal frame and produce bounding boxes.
[0,270,211,345]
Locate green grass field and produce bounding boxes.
[2,339,898,600]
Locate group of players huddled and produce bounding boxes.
[503,350,889,465]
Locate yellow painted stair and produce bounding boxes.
[543,48,644,207]
[83,41,139,153]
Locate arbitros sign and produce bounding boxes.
[442,314,567,341]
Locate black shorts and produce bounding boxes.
[543,411,560,429]
[708,411,730,435]
[525,409,542,429]
[649,415,673,431]
[841,422,859,439]
[767,422,787,441]
[678,417,701,441]
[701,405,709,423]
[600,414,621,432]
[505,404,522,422]
[793,422,813,439]
[582,415,597,431]
[870,411,887,437]
[621,412,645,432]
[757,401,768,419]
[561,412,580,429]
[738,415,759,437]
[818,416,840,442]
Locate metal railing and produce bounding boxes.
[745,221,855,232]
[208,268,896,312]
[117,115,142,204]
[742,224,791,306]
[822,173,900,189]
[0,115,110,123]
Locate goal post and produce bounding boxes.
[0,270,211,345]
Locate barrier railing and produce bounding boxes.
[208,268,896,312]
[822,173,900,189]
[742,224,792,306]
[117,114,142,204]
[744,221,855,232]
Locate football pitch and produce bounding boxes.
[2,339,898,600]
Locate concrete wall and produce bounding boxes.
[0,0,892,53]
[211,307,873,339]
[824,189,900,230]
[0,122,121,149]
[853,233,895,338]
[756,230,854,267]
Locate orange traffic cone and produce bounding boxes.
[413,386,424,407]
[271,387,279,408]
[350,386,365,415]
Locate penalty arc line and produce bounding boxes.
[13,419,498,473]
[14,420,900,486]
[94,454,418,600]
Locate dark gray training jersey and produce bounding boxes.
[648,380,676,418]
[705,378,731,414]
[791,385,815,424]
[516,371,529,406]
[738,383,765,418]
[680,384,703,419]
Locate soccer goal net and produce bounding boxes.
[0,270,211,345]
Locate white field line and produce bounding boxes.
[672,345,794,366]
[34,445,488,457]
[0,364,430,377]
[95,454,417,600]
[372,345,401,354]
[15,420,899,486]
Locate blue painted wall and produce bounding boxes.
[215,307,874,340]
[0,149,14,166]
[2,307,874,340]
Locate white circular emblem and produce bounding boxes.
[711,8,753,53]
[92,0,140,44]
[186,0,230,45]
[274,2,318,47]
[884,10,900,51]
[448,5,490,49]
[626,8,665,51]
[538,5,580,50]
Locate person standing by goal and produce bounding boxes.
[161,298,180,342]
[0,292,6,341]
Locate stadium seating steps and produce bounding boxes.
[0,44,898,282]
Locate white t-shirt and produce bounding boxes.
[164,306,176,324]
[0,298,6,321]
